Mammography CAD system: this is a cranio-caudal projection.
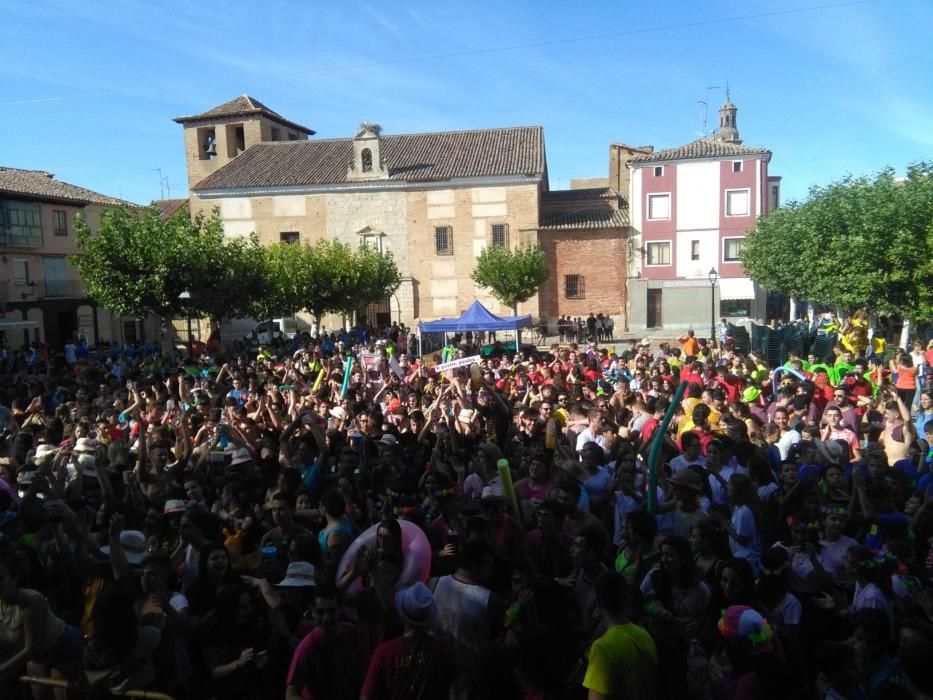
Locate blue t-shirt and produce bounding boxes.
[300,461,321,499]
[583,466,614,506]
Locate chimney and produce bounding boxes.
[608,143,653,197]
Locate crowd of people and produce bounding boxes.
[546,314,615,345]
[0,321,931,700]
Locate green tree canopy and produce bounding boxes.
[73,206,264,322]
[345,243,402,317]
[741,163,933,319]
[74,206,402,331]
[471,243,550,314]
[247,242,309,322]
[293,239,400,325]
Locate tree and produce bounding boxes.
[192,233,267,324]
[73,205,224,319]
[299,239,358,327]
[295,239,401,328]
[345,244,402,318]
[74,206,273,353]
[471,243,550,314]
[741,163,933,320]
[246,242,309,324]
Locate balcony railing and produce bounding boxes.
[42,279,86,298]
[0,280,86,301]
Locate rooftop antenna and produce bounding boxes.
[150,168,165,199]
[699,85,720,137]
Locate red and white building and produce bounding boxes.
[625,96,781,331]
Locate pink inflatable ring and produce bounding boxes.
[338,519,432,592]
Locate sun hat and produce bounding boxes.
[163,499,187,515]
[329,406,348,421]
[717,605,774,655]
[670,469,704,492]
[378,434,398,447]
[277,561,317,588]
[394,581,437,627]
[640,338,651,347]
[74,437,96,453]
[34,444,58,464]
[816,439,845,465]
[457,408,475,424]
[100,530,147,565]
[742,386,761,402]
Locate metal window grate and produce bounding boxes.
[435,226,453,255]
[565,274,584,299]
[280,231,300,244]
[491,223,509,248]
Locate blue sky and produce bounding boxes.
[2,0,931,205]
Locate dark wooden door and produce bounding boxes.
[647,289,662,328]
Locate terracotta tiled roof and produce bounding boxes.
[193,126,545,191]
[539,208,629,230]
[174,95,315,135]
[151,198,189,219]
[629,138,770,164]
[542,187,620,201]
[0,166,133,206]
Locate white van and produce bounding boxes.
[246,318,298,345]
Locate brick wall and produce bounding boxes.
[538,228,628,322]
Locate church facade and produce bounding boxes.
[173,96,630,334]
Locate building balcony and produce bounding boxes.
[41,279,86,298]
[4,279,87,301]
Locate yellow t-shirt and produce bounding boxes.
[583,623,657,698]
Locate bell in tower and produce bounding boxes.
[715,90,742,144]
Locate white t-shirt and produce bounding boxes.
[777,429,802,460]
[730,505,761,573]
[669,454,706,475]
[818,535,857,585]
[852,581,893,631]
[576,428,609,455]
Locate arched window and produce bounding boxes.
[361,148,373,173]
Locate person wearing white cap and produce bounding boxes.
[361,581,455,700]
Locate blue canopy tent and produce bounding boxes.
[417,300,533,355]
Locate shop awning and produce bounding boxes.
[718,277,756,301]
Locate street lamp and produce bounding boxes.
[178,290,193,357]
[708,268,718,342]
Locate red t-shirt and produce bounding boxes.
[287,624,364,700]
[361,634,455,700]
[640,417,661,445]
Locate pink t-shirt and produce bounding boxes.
[515,478,552,502]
